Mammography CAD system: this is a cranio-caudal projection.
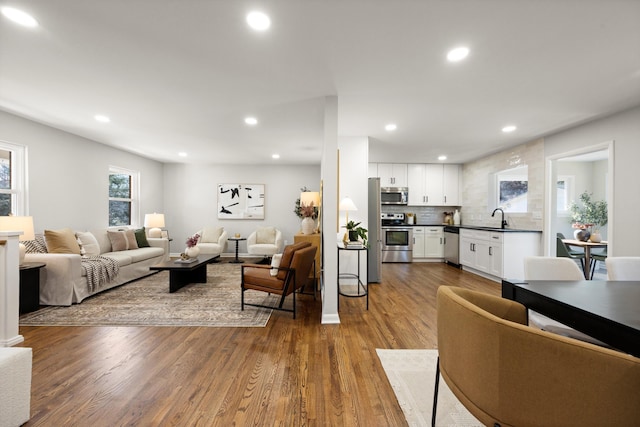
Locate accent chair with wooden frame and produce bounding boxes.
[241,242,316,318]
[434,286,640,427]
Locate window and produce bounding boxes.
[109,167,139,226]
[556,175,574,215]
[0,141,27,216]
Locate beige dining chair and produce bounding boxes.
[523,256,607,346]
[606,256,640,280]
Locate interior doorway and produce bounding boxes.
[545,141,613,279]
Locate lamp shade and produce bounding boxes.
[339,197,358,212]
[144,213,165,238]
[144,213,165,228]
[0,215,35,241]
[300,191,320,207]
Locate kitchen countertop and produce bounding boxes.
[384,223,542,233]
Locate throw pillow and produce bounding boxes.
[256,226,276,244]
[134,228,150,247]
[201,227,222,243]
[270,253,283,276]
[24,235,48,253]
[44,228,81,254]
[107,230,129,252]
[124,229,139,250]
[76,231,101,257]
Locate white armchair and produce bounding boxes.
[195,226,228,257]
[247,226,283,260]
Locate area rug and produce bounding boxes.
[19,263,276,327]
[376,349,482,427]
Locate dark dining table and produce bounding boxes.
[502,279,640,357]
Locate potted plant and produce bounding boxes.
[568,191,607,242]
[343,220,368,246]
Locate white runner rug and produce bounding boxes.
[376,349,483,427]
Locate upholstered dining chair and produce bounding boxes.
[605,256,640,280]
[434,286,640,427]
[241,242,316,318]
[523,256,607,346]
[589,248,607,279]
[246,226,283,262]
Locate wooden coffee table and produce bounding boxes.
[150,254,220,293]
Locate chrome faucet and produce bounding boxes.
[491,208,508,229]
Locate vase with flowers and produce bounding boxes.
[569,191,608,242]
[294,187,319,235]
[184,233,201,258]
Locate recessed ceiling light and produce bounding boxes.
[246,11,271,31]
[178,152,187,157]
[502,125,517,133]
[272,154,280,159]
[1,7,38,28]
[438,155,447,161]
[385,123,397,131]
[244,117,258,126]
[447,46,469,62]
[94,114,110,123]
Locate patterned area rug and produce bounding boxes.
[20,263,276,327]
[376,349,482,427]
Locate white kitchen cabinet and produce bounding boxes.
[413,226,443,259]
[377,163,407,187]
[413,227,426,258]
[407,164,460,206]
[443,164,460,206]
[460,229,540,281]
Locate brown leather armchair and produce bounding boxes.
[241,242,317,318]
[434,286,640,427]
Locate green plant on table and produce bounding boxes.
[343,220,368,246]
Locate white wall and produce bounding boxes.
[0,111,164,231]
[545,106,640,256]
[163,163,320,254]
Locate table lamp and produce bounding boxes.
[0,215,35,265]
[339,197,358,243]
[144,213,165,238]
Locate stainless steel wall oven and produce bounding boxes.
[381,227,413,263]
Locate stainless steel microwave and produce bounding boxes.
[381,187,408,205]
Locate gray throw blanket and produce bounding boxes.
[81,256,120,293]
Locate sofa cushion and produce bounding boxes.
[126,247,164,263]
[107,230,138,251]
[44,228,81,254]
[107,230,129,251]
[270,253,282,276]
[256,226,276,244]
[24,235,48,253]
[76,231,101,257]
[101,251,133,267]
[124,229,139,249]
[134,228,150,247]
[201,227,222,243]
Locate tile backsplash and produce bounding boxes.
[461,138,544,230]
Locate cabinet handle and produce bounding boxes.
[440,237,443,244]
[489,247,493,256]
[444,196,447,203]
[426,196,429,203]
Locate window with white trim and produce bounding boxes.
[109,166,139,226]
[556,175,575,215]
[0,141,27,216]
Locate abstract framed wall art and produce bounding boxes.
[217,184,265,219]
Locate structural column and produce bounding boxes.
[0,231,23,346]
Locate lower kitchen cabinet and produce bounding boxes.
[413,226,444,260]
[460,229,540,280]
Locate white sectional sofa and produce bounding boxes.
[24,228,169,306]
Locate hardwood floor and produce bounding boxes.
[18,262,499,426]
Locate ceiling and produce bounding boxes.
[1,1,639,165]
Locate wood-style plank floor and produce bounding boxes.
[18,262,499,426]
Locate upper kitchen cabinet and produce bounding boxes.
[376,163,408,187]
[408,164,460,206]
